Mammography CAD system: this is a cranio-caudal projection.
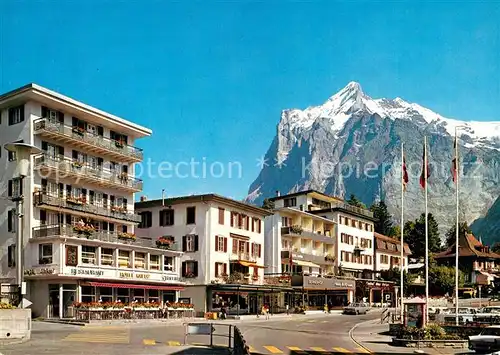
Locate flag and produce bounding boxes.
[420,142,430,189]
[451,135,458,183]
[403,155,409,191]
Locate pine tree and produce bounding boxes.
[370,201,394,236]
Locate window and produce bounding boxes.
[182,261,198,278]
[283,197,296,207]
[8,178,23,198]
[215,235,227,252]
[132,289,145,303]
[252,243,262,258]
[148,289,160,303]
[8,245,16,267]
[255,219,262,233]
[39,244,53,264]
[218,208,225,225]
[186,206,196,224]
[281,217,291,227]
[82,246,97,265]
[230,212,238,227]
[183,234,198,252]
[101,248,114,266]
[150,255,160,270]
[159,209,174,226]
[81,286,95,303]
[164,256,174,271]
[215,262,227,277]
[7,209,16,232]
[8,105,24,125]
[135,252,146,269]
[116,288,129,303]
[138,211,152,228]
[118,250,130,268]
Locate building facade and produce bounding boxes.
[0,84,184,318]
[135,194,274,315]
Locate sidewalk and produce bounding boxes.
[351,320,469,355]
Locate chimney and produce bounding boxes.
[276,190,280,197]
[140,196,147,202]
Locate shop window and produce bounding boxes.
[39,243,53,264]
[117,288,129,303]
[82,246,97,265]
[148,289,160,303]
[150,255,160,270]
[132,289,145,303]
[101,248,114,266]
[135,252,146,269]
[98,287,113,302]
[164,256,174,272]
[81,286,95,303]
[118,250,130,268]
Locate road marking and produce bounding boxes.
[287,346,308,353]
[306,320,316,323]
[311,347,327,351]
[356,347,371,353]
[63,333,129,344]
[248,346,257,353]
[332,347,351,353]
[263,345,283,353]
[321,320,329,323]
[168,341,181,346]
[143,339,156,345]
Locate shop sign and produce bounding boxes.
[24,267,55,276]
[366,281,392,288]
[119,272,151,279]
[291,253,304,259]
[293,275,355,289]
[69,268,105,277]
[62,266,182,284]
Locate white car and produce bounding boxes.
[469,325,500,353]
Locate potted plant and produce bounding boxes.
[72,126,85,136]
[156,236,174,249]
[118,232,136,241]
[115,140,124,148]
[290,225,303,234]
[72,160,84,169]
[325,254,335,262]
[73,224,95,237]
[111,205,126,213]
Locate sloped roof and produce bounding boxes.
[374,232,412,255]
[435,233,500,259]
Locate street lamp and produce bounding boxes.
[4,142,41,307]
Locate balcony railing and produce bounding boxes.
[32,224,180,250]
[331,201,374,219]
[34,118,143,162]
[231,252,257,262]
[280,226,334,243]
[34,192,141,223]
[34,154,143,192]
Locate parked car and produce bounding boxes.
[469,325,500,353]
[343,302,369,315]
[434,307,477,324]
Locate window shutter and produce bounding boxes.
[258,244,261,258]
[8,180,12,197]
[7,210,13,232]
[223,263,227,275]
[182,236,187,252]
[230,213,234,227]
[251,219,255,232]
[194,235,199,251]
[238,214,242,227]
[258,220,262,233]
[245,242,249,253]
[223,237,227,253]
[41,141,48,151]
[251,243,255,256]
[232,240,237,254]
[245,216,249,230]
[215,262,219,277]
[193,261,198,276]
[214,235,219,251]
[57,111,64,123]
[181,262,186,277]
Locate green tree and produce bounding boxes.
[379,268,415,294]
[404,213,442,259]
[492,242,500,254]
[389,225,401,239]
[370,200,394,236]
[445,222,471,248]
[428,265,464,296]
[261,198,275,210]
[346,194,366,209]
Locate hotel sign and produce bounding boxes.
[24,267,56,276]
[62,266,182,284]
[292,275,355,290]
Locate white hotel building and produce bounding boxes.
[135,194,273,315]
[0,84,184,318]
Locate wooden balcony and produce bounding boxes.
[34,192,141,224]
[34,154,143,193]
[34,118,143,163]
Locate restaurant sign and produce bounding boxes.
[292,275,355,289]
[24,267,57,276]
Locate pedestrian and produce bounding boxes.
[221,306,227,320]
[285,303,290,316]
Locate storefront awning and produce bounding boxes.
[87,282,184,291]
[293,260,320,268]
[235,260,266,268]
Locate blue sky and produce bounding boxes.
[1,1,499,201]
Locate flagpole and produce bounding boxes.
[400,142,405,322]
[455,127,460,325]
[424,136,429,324]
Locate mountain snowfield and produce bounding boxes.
[247,82,500,240]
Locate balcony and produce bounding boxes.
[230,252,257,263]
[34,118,143,163]
[32,224,181,251]
[280,226,334,243]
[281,249,335,265]
[34,154,143,193]
[34,192,141,224]
[331,201,374,219]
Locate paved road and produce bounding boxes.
[0,312,387,355]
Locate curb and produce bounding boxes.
[348,319,378,354]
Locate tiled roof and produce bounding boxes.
[374,232,412,255]
[435,233,500,259]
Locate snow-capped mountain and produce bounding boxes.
[247,82,500,238]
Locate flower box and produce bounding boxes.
[156,236,174,249]
[115,140,124,149]
[72,126,85,136]
[118,232,136,241]
[67,197,85,205]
